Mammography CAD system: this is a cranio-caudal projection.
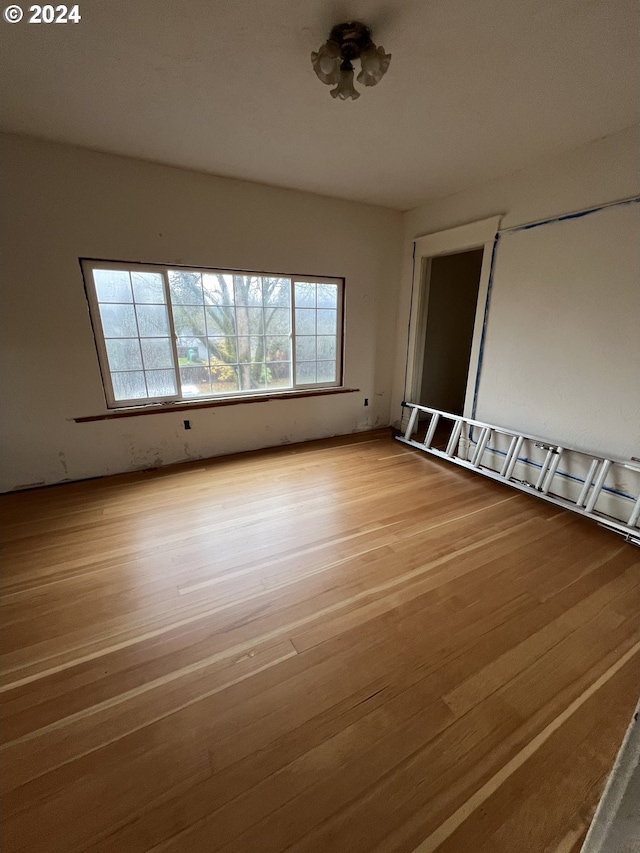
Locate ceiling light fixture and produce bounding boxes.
[311,22,391,101]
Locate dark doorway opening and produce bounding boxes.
[419,248,484,416]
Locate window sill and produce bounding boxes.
[74,387,360,422]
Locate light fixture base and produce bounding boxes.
[328,22,372,61]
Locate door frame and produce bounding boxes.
[405,215,502,422]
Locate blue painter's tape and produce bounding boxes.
[501,196,640,235]
[465,438,635,501]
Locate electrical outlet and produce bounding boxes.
[364,398,369,407]
[184,420,191,430]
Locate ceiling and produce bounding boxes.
[1,0,638,210]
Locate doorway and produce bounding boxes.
[403,215,501,433]
[418,248,484,416]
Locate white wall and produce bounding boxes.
[478,201,640,458]
[392,126,640,433]
[0,134,402,491]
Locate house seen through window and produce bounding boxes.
[82,261,344,408]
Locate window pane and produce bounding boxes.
[295,282,315,308]
[245,307,264,335]
[202,273,234,306]
[94,269,132,303]
[141,338,174,370]
[131,272,165,304]
[238,363,268,391]
[296,336,316,361]
[266,361,291,389]
[168,270,203,305]
[145,369,177,397]
[234,276,263,306]
[136,305,170,337]
[317,336,337,360]
[235,340,265,363]
[265,336,290,361]
[251,335,265,361]
[180,366,211,396]
[211,364,239,394]
[265,307,290,335]
[205,305,236,336]
[105,338,143,371]
[295,308,315,335]
[208,336,237,363]
[317,284,338,309]
[317,309,337,335]
[112,371,147,400]
[178,340,208,364]
[296,362,316,384]
[249,336,266,361]
[264,278,291,307]
[100,303,138,338]
[173,305,206,337]
[317,361,337,383]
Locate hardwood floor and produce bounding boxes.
[1,428,638,853]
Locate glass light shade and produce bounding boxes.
[311,40,341,85]
[330,67,360,100]
[357,44,391,87]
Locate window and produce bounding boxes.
[82,261,344,408]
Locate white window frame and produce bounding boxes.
[81,259,345,409]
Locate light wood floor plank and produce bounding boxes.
[412,651,638,853]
